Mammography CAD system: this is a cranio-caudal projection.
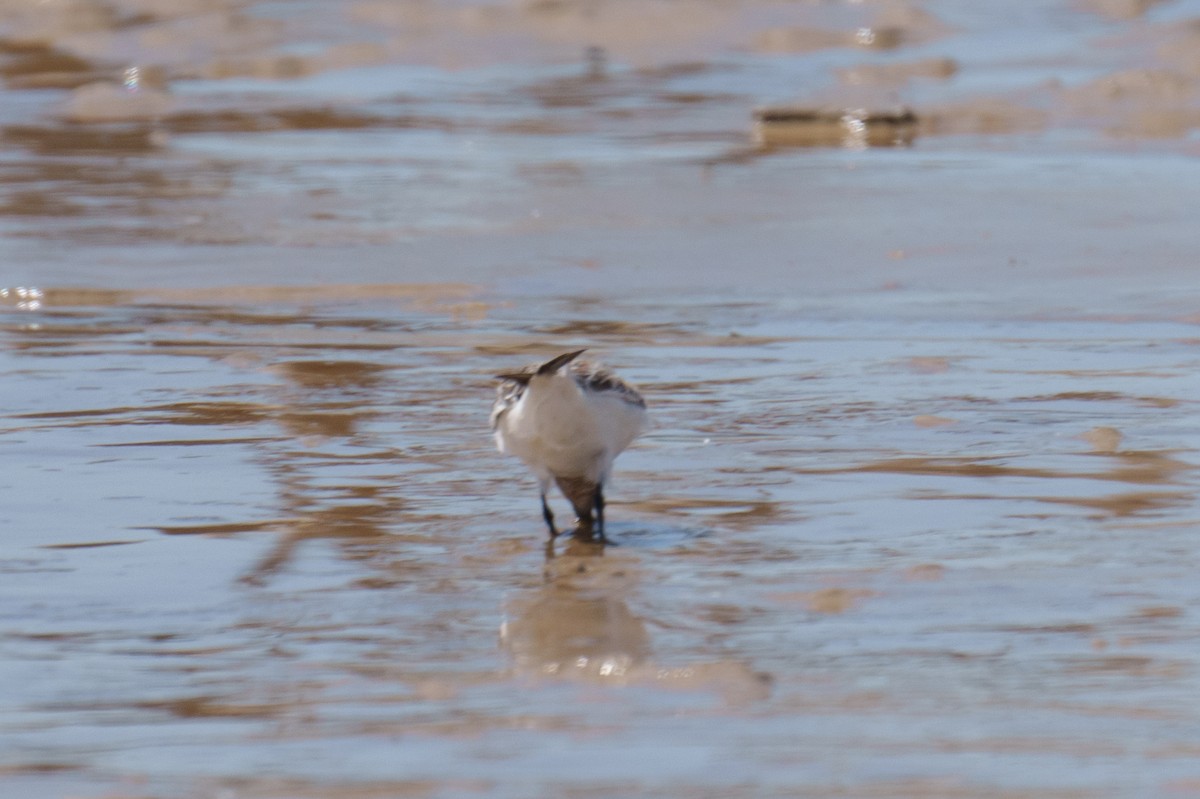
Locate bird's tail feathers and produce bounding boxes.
[496,349,587,383]
[537,349,587,375]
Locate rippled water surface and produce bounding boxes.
[6,2,1200,798]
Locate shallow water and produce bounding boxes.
[7,289,1200,798]
[6,2,1200,798]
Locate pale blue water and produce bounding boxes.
[5,2,1200,798]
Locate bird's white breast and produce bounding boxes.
[495,373,645,483]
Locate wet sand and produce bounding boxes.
[5,2,1200,797]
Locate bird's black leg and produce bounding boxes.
[540,493,559,538]
[593,484,606,541]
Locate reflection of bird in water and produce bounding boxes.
[491,349,647,539]
[501,589,652,680]
[502,540,773,703]
[503,536,650,680]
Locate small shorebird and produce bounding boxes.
[491,349,647,539]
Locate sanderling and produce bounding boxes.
[491,349,647,539]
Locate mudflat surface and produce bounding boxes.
[4,2,1200,797]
